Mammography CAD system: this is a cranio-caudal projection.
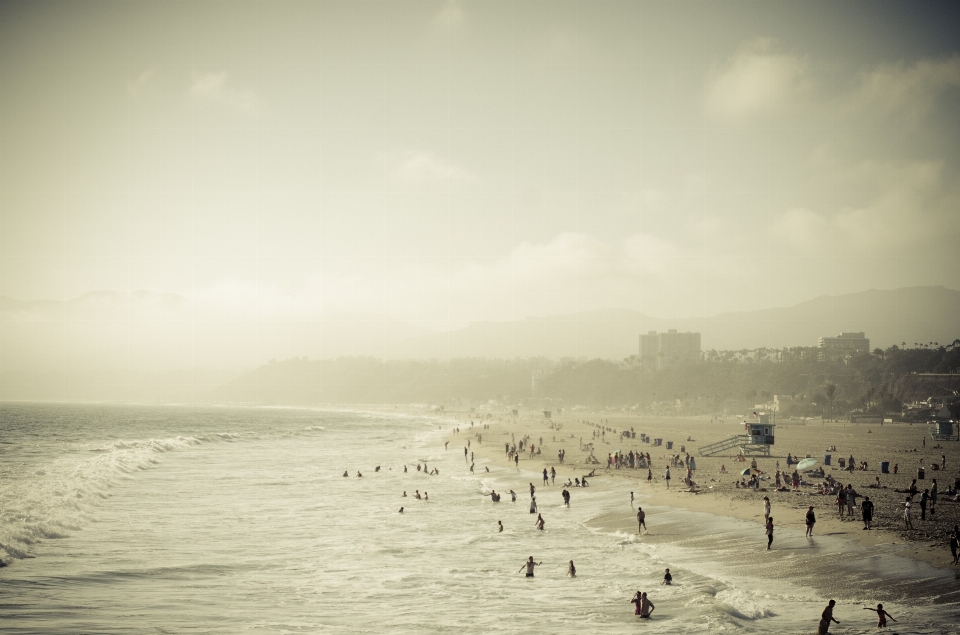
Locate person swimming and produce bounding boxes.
[402,491,407,497]
[343,471,348,477]
[567,560,576,577]
[535,513,545,530]
[662,568,672,585]
[498,520,504,532]
[398,507,404,513]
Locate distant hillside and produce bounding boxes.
[389,286,960,359]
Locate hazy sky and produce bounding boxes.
[3,0,960,331]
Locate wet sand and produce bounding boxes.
[439,410,960,575]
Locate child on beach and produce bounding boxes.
[863,603,896,627]
[805,506,816,537]
[661,568,672,585]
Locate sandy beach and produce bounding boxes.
[439,410,960,575]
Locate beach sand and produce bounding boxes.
[441,410,960,574]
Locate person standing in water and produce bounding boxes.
[519,556,541,577]
[498,520,503,533]
[637,507,647,534]
[567,560,576,577]
[630,591,643,615]
[535,513,545,530]
[766,516,774,550]
[639,592,655,618]
[530,496,537,513]
[661,568,672,585]
[818,599,839,635]
[805,506,816,537]
[863,603,896,628]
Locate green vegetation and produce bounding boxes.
[217,341,960,416]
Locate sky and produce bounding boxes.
[2,0,960,338]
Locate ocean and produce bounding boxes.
[1,403,956,634]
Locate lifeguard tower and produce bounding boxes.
[698,413,776,457]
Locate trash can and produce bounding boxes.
[823,454,832,466]
[680,445,685,453]
[655,438,662,446]
[666,441,674,450]
[880,461,889,474]
[632,431,636,439]
[955,477,960,491]
[918,467,925,480]
[839,458,846,468]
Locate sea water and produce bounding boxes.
[1,403,956,634]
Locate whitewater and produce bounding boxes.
[0,403,956,634]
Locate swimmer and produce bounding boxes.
[398,507,403,513]
[485,466,490,472]
[510,490,517,502]
[630,491,634,505]
[402,491,407,497]
[630,590,643,615]
[535,513,545,530]
[519,556,541,577]
[862,603,896,628]
[375,466,380,472]
[403,465,407,473]
[530,496,538,514]
[424,492,428,500]
[637,506,647,534]
[498,520,504,533]
[567,560,576,577]
[357,471,362,477]
[818,599,839,635]
[662,568,672,585]
[415,490,421,499]
[343,471,348,477]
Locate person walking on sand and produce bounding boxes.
[861,496,874,530]
[766,516,774,550]
[519,556,541,577]
[930,479,938,516]
[637,506,647,534]
[818,599,839,635]
[763,496,771,522]
[863,603,896,627]
[949,525,959,565]
[920,489,929,520]
[664,466,671,488]
[805,506,816,537]
[567,560,576,577]
[543,469,549,485]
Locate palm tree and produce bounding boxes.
[825,383,837,420]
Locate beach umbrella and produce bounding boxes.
[740,467,753,475]
[796,458,817,470]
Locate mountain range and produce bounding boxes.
[1,286,957,375]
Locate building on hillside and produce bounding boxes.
[818,332,870,359]
[638,329,701,370]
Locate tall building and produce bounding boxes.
[818,332,870,358]
[638,329,701,370]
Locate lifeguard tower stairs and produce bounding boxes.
[699,415,775,457]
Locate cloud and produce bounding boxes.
[190,72,260,115]
[772,160,952,252]
[127,70,154,96]
[433,0,465,30]
[706,38,809,118]
[846,55,960,122]
[384,150,479,186]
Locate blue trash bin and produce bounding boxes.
[881,461,889,474]
[666,441,674,450]
[823,454,832,466]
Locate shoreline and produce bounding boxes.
[424,408,960,574]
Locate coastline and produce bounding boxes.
[424,408,960,574]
